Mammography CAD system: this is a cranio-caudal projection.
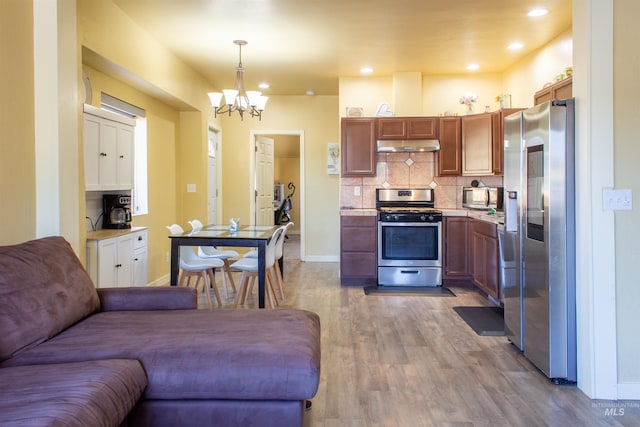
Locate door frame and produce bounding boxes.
[249,130,305,261]
[208,122,223,224]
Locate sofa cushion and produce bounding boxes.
[3,309,321,401]
[0,236,100,362]
[0,359,147,427]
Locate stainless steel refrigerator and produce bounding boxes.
[501,100,577,382]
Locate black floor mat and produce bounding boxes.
[364,286,456,297]
[453,306,505,336]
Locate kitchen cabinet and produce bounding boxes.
[341,118,376,177]
[377,117,438,140]
[83,105,135,191]
[437,117,462,176]
[443,217,471,283]
[469,219,499,300]
[340,215,377,285]
[86,229,148,288]
[491,108,524,175]
[461,113,493,176]
[534,76,573,105]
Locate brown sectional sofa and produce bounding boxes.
[0,236,321,427]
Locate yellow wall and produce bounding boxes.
[83,66,182,283]
[502,29,573,108]
[0,0,36,244]
[221,95,339,258]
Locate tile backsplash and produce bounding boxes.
[340,152,503,209]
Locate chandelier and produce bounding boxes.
[207,40,268,121]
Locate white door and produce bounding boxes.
[208,128,218,225]
[255,136,274,226]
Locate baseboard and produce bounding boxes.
[147,274,170,287]
[618,382,640,399]
[303,255,339,262]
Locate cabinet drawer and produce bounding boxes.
[133,230,147,249]
[341,227,377,252]
[341,215,376,227]
[470,219,497,238]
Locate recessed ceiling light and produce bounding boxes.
[527,8,548,17]
[508,42,524,50]
[258,83,270,90]
[360,67,373,74]
[466,63,480,71]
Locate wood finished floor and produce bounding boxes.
[199,259,640,427]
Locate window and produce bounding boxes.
[101,93,148,215]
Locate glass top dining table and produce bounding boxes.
[168,224,280,309]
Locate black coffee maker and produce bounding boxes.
[103,194,132,229]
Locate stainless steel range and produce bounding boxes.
[376,188,443,287]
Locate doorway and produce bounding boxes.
[208,125,221,225]
[250,130,304,261]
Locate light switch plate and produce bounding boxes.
[603,188,632,211]
[187,184,196,193]
[354,186,361,196]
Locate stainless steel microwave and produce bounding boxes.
[462,187,503,210]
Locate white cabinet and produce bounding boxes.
[83,104,135,191]
[87,229,148,288]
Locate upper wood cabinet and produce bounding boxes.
[341,118,376,177]
[491,108,523,175]
[437,117,462,176]
[461,114,493,176]
[378,117,438,140]
[534,76,573,105]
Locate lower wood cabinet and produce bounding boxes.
[86,229,148,288]
[443,217,471,282]
[340,215,377,286]
[469,219,500,300]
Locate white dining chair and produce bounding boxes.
[166,224,224,309]
[187,219,239,298]
[230,226,285,308]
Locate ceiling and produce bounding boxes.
[112,0,572,96]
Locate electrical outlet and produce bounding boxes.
[354,186,361,196]
[187,184,196,193]
[603,188,633,211]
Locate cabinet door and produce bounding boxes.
[407,117,438,139]
[117,125,135,189]
[462,114,493,176]
[117,234,135,287]
[534,87,552,106]
[100,119,120,189]
[437,117,461,176]
[341,118,376,177]
[492,112,504,175]
[553,77,572,100]
[84,115,102,191]
[97,238,118,287]
[133,246,148,286]
[443,217,469,278]
[377,118,406,139]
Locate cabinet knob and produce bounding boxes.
[100,152,107,157]
[134,258,139,261]
[115,263,122,268]
[138,236,143,241]
[119,155,124,159]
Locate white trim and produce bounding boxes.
[250,130,306,261]
[573,0,618,399]
[617,383,640,400]
[208,122,223,224]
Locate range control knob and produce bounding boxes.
[420,214,427,221]
[392,214,399,222]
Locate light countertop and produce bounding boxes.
[340,208,504,225]
[86,226,147,241]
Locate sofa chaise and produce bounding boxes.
[0,236,321,427]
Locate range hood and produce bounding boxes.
[376,139,440,152]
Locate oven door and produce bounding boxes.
[377,221,442,267]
